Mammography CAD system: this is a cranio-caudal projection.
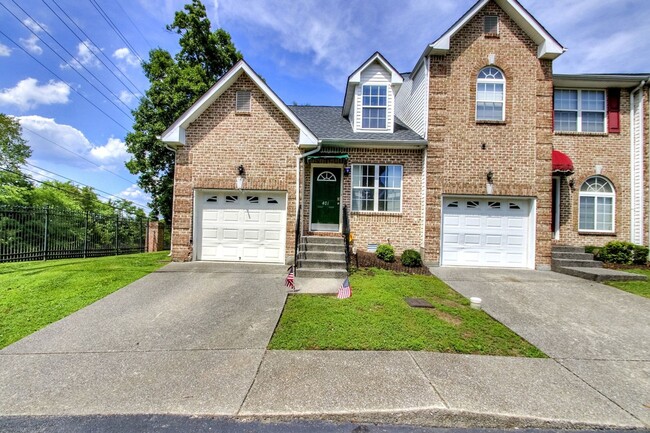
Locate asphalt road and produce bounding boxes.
[1,415,641,433]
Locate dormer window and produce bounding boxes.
[362,85,387,129]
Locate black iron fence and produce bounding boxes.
[0,206,146,263]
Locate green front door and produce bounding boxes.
[311,167,341,231]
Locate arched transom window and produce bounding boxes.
[476,66,505,121]
[579,176,615,232]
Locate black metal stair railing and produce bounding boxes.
[342,205,351,271]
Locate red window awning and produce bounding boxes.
[552,150,574,175]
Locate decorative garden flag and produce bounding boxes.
[285,266,295,290]
[337,276,351,299]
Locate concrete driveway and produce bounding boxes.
[430,267,650,425]
[0,262,288,415]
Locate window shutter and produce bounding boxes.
[607,88,620,133]
[236,91,251,113]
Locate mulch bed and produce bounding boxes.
[603,262,650,270]
[353,250,431,275]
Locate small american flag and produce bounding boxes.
[285,266,295,290]
[337,276,351,299]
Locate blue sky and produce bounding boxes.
[1,0,649,213]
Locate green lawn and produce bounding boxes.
[0,252,170,349]
[269,268,545,357]
[607,268,650,299]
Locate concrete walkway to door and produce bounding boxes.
[430,267,650,425]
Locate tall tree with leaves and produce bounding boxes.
[0,113,33,204]
[125,0,241,221]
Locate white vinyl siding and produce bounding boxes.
[631,88,644,243]
[353,62,394,132]
[554,89,606,133]
[394,61,428,137]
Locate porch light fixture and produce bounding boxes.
[344,167,351,176]
[486,170,494,184]
[568,177,575,191]
[236,165,245,190]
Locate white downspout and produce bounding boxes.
[631,80,646,244]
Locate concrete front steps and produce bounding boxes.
[296,236,348,279]
[552,245,646,282]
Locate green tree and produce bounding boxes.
[124,0,241,221]
[0,113,31,171]
[0,113,33,205]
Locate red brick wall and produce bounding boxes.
[302,147,425,255]
[171,73,300,262]
[425,0,554,268]
[553,90,632,247]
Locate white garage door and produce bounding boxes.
[441,197,532,268]
[196,191,286,263]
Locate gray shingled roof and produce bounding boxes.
[289,106,425,142]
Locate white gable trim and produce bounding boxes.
[342,52,404,117]
[160,60,318,149]
[428,0,564,60]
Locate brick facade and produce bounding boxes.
[553,90,632,247]
[168,1,648,268]
[302,147,424,255]
[171,73,300,262]
[425,1,554,268]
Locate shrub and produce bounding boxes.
[596,241,649,265]
[584,245,600,255]
[376,244,395,262]
[401,249,422,267]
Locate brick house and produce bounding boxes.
[161,0,649,271]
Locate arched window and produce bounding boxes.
[579,176,615,232]
[476,66,505,121]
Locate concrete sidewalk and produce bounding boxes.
[0,264,648,429]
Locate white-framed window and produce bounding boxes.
[361,85,387,129]
[352,164,402,212]
[554,89,606,133]
[579,176,615,232]
[476,67,505,121]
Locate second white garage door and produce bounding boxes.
[441,197,533,268]
[196,190,287,263]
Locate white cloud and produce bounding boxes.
[19,18,48,55]
[0,43,11,56]
[118,90,138,105]
[119,184,150,205]
[90,137,129,163]
[17,115,131,169]
[66,41,102,69]
[20,34,43,55]
[216,0,457,89]
[23,18,48,33]
[0,78,70,110]
[112,47,140,67]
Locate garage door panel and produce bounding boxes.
[197,191,287,263]
[223,210,239,222]
[264,211,283,223]
[243,229,261,241]
[442,197,531,268]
